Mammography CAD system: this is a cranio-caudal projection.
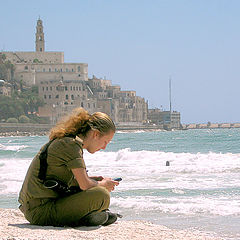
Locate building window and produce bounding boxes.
[56,95,59,99]
[40,48,43,52]
[66,68,69,72]
[42,87,44,91]
[66,95,69,100]
[65,86,68,91]
[72,69,74,72]
[88,103,90,108]
[79,87,81,91]
[71,95,74,100]
[49,95,51,99]
[78,66,81,72]
[44,95,46,99]
[24,66,28,70]
[81,102,84,107]
[73,86,75,91]
[55,68,57,72]
[49,68,51,72]
[43,68,45,72]
[50,86,52,91]
[76,86,78,91]
[70,86,72,91]
[60,69,62,72]
[46,87,48,91]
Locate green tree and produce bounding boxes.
[0,87,44,121]
[0,54,15,81]
[19,115,30,123]
[6,118,18,123]
[19,86,44,113]
[0,96,25,119]
[0,54,44,122]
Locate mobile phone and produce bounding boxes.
[113,177,122,182]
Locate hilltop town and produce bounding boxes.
[0,18,181,130]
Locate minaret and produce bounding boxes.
[35,18,45,52]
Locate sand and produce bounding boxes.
[0,208,223,240]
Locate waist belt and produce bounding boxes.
[19,198,50,213]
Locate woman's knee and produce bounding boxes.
[90,186,110,209]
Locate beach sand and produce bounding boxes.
[0,208,223,240]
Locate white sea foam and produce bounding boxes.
[0,143,27,151]
[0,158,30,194]
[84,149,240,189]
[0,148,240,220]
[111,195,240,216]
[117,130,146,133]
[1,149,240,193]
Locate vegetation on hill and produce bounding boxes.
[0,86,45,122]
[0,54,15,82]
[0,54,46,123]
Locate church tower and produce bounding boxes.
[35,18,45,52]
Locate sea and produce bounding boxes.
[0,128,239,239]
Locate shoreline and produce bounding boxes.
[0,122,240,137]
[0,208,223,240]
[0,125,240,137]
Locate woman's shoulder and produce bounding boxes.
[51,136,83,149]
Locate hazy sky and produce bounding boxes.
[1,0,240,124]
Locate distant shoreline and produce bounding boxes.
[0,122,239,136]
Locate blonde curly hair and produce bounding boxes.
[49,108,116,140]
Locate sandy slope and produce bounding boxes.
[0,208,223,240]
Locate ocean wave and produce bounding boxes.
[85,149,240,174]
[111,195,240,216]
[0,143,27,151]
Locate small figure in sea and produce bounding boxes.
[166,161,170,166]
[18,108,121,227]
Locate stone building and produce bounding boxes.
[148,108,181,129]
[117,91,148,123]
[1,18,149,125]
[38,74,148,124]
[38,79,98,123]
[87,76,148,124]
[1,18,88,86]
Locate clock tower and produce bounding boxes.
[35,18,45,52]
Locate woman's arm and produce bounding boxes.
[72,168,119,191]
[72,168,98,190]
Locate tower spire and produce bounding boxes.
[35,18,45,52]
[169,76,172,113]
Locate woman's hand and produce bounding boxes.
[89,176,104,181]
[98,178,119,192]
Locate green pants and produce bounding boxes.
[21,186,110,227]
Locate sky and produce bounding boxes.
[1,0,240,124]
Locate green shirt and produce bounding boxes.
[18,136,86,204]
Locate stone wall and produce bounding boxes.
[0,123,164,136]
[0,123,54,136]
[182,123,240,130]
[2,51,64,64]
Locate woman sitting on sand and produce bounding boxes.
[18,108,120,227]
